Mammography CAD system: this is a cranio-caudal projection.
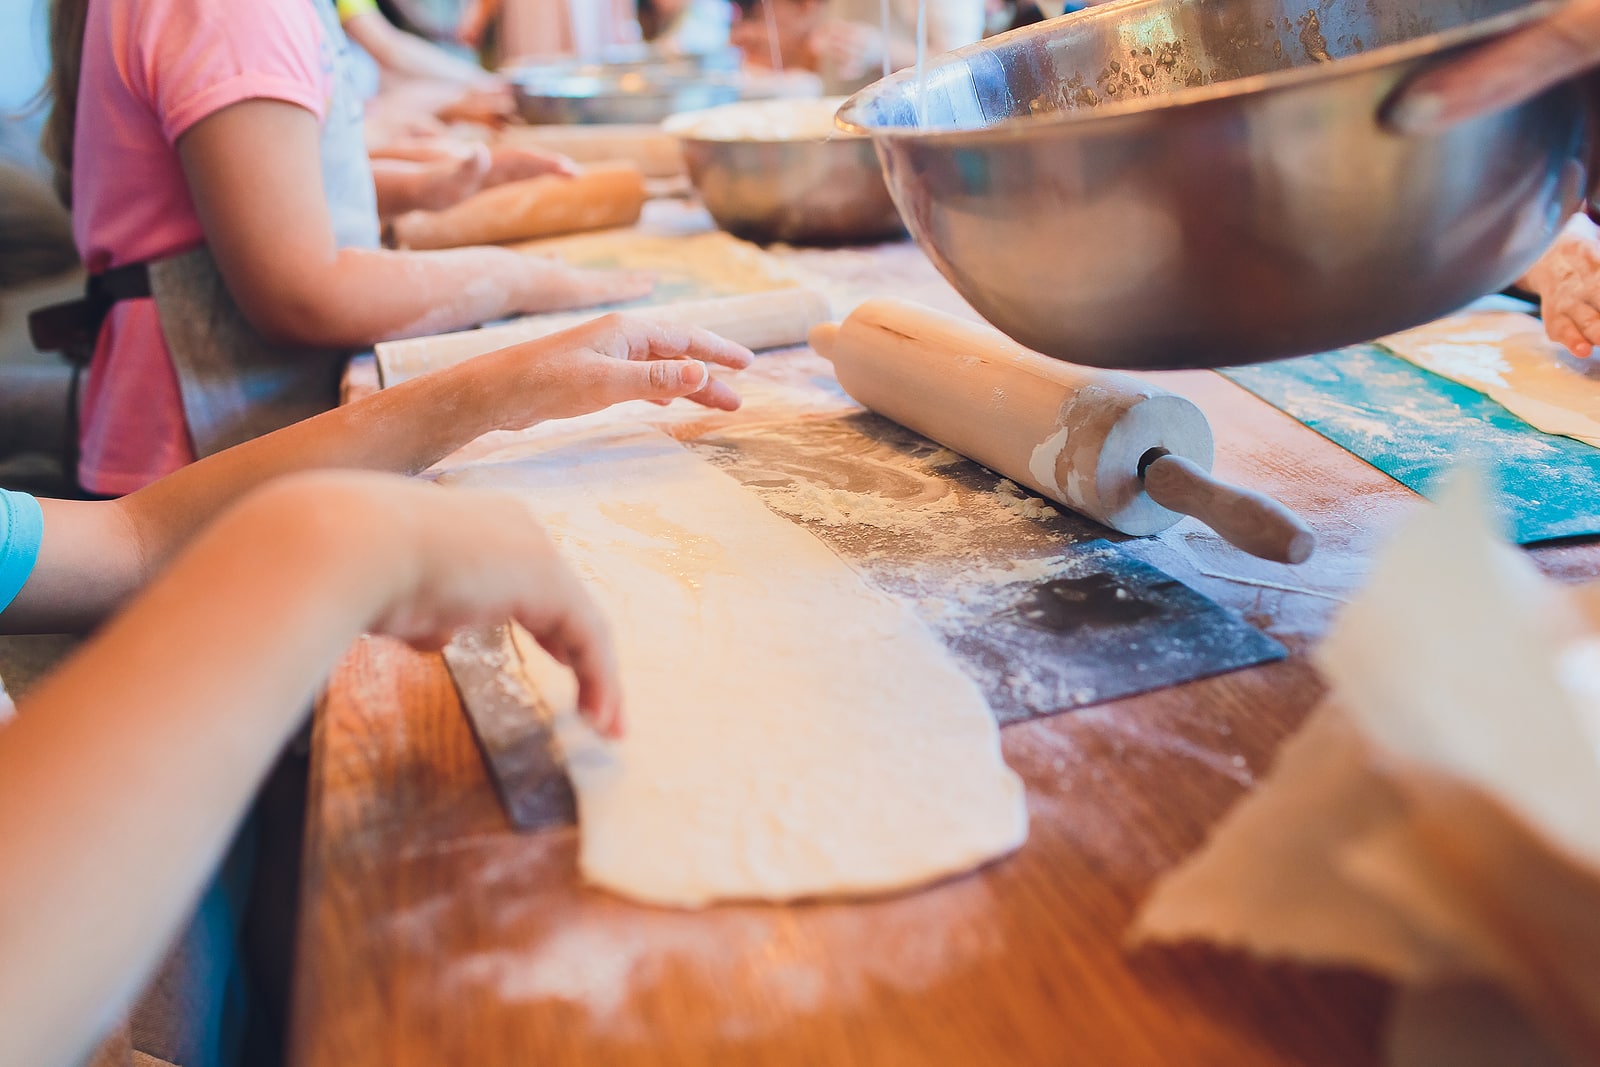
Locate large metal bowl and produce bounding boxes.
[837,0,1588,370]
[665,98,906,245]
[512,69,742,125]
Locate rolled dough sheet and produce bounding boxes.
[1379,311,1600,449]
[510,229,803,300]
[456,427,1028,908]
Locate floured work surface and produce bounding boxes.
[692,412,1286,725]
[448,427,1027,907]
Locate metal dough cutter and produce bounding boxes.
[442,623,575,831]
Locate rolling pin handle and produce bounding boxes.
[808,321,841,363]
[1141,452,1317,565]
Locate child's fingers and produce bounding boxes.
[485,146,581,185]
[608,359,743,410]
[604,317,756,370]
[1547,312,1590,357]
[1566,299,1600,357]
[649,324,756,371]
[616,358,711,404]
[528,600,622,738]
[685,378,743,412]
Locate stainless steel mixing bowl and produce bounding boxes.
[665,99,906,245]
[837,0,1589,370]
[512,70,742,125]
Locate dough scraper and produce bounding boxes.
[442,623,576,831]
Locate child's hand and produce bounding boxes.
[435,84,517,128]
[1520,213,1600,358]
[484,145,581,186]
[514,257,657,313]
[364,481,623,736]
[479,313,755,425]
[370,142,492,217]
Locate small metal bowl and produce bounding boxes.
[666,98,906,245]
[838,0,1589,370]
[512,69,742,125]
[502,44,742,83]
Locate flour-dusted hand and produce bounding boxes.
[296,474,624,736]
[1520,213,1600,357]
[369,141,492,218]
[478,312,756,424]
[1388,0,1600,132]
[484,144,581,185]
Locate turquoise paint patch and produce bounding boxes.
[1221,344,1600,545]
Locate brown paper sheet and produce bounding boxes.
[1134,472,1600,1067]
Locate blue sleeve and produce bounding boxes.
[0,489,44,614]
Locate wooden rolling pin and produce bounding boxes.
[809,299,1316,564]
[388,163,647,250]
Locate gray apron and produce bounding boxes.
[151,0,380,457]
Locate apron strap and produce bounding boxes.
[26,260,153,360]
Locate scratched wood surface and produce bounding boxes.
[289,239,1600,1066]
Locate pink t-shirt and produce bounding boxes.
[73,0,333,495]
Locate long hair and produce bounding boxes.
[42,0,90,208]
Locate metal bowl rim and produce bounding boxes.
[663,98,871,144]
[835,0,1561,140]
[512,71,742,100]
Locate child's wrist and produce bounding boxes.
[214,475,421,628]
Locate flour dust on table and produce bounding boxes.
[448,427,1028,908]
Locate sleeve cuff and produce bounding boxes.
[164,74,328,144]
[0,490,44,615]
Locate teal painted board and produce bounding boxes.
[1221,344,1600,544]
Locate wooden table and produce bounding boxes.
[289,241,1600,1066]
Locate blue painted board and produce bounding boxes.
[1222,345,1600,544]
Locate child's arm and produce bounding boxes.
[343,9,502,88]
[178,99,651,347]
[0,474,618,1067]
[2,315,752,633]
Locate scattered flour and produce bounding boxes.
[440,877,1005,1041]
[763,479,968,529]
[994,479,1058,520]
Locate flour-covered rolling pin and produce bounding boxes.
[808,299,1316,564]
[388,162,647,250]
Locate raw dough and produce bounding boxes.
[460,427,1027,907]
[1379,311,1600,449]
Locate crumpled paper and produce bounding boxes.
[1132,472,1600,1067]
